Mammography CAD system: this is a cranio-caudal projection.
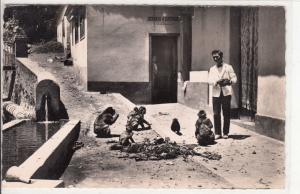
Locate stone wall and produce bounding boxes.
[6,58,67,121]
[256,7,285,120]
[11,59,37,111]
[254,7,286,141]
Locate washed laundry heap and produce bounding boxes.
[109,137,222,161]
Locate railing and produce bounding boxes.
[3,41,16,101]
[3,41,15,65]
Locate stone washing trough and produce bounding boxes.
[2,119,80,188]
[2,58,80,188]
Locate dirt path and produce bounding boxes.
[29,53,233,188]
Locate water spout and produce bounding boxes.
[45,95,48,140]
[37,95,54,124]
[45,95,48,122]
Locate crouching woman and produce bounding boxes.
[195,110,215,146]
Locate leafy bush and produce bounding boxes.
[3,18,26,43]
[31,41,64,53]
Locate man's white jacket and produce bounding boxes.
[208,63,237,97]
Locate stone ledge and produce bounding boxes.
[255,114,285,141]
[111,93,135,110]
[2,119,26,131]
[2,179,64,188]
[16,58,57,83]
[5,120,80,181]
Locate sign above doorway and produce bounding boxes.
[148,16,179,25]
[148,16,179,21]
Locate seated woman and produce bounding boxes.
[94,107,119,137]
[195,110,215,146]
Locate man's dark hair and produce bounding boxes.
[139,106,146,114]
[211,50,223,58]
[198,110,207,118]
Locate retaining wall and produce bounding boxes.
[4,58,67,121]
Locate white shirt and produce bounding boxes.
[208,63,237,97]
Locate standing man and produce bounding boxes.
[152,56,159,102]
[208,50,237,139]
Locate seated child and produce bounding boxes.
[119,128,135,146]
[127,107,139,119]
[136,106,151,130]
[126,106,151,131]
[195,110,215,145]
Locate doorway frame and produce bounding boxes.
[149,33,180,103]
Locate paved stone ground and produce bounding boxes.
[143,103,285,189]
[28,53,285,189]
[29,53,232,189]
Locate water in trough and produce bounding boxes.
[2,120,67,178]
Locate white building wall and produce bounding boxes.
[70,11,88,89]
[57,20,63,43]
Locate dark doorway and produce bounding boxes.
[150,34,178,104]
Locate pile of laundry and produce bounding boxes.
[109,137,222,161]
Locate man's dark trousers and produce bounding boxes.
[213,91,231,136]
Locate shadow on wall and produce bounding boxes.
[257,7,285,77]
[35,79,69,121]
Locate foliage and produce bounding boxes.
[3,18,26,43]
[30,40,64,53]
[3,6,60,43]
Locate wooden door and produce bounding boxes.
[151,35,178,104]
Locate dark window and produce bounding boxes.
[74,17,79,44]
[71,22,74,46]
[80,14,85,40]
[62,18,65,37]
